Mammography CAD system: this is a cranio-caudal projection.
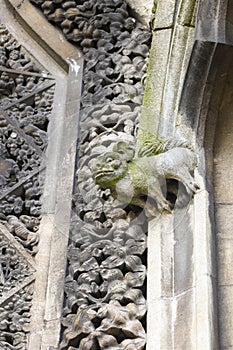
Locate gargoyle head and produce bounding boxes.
[91,151,128,188]
[90,142,135,188]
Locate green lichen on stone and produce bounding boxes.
[91,151,129,188]
[137,130,166,156]
[178,0,198,27]
[96,170,126,188]
[143,0,161,129]
[128,161,148,195]
[150,0,158,30]
[137,32,160,144]
[152,0,158,14]
[141,34,158,109]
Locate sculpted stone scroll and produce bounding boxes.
[91,139,198,217]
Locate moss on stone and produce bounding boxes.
[178,0,198,27]
[137,130,166,155]
[128,161,148,195]
[150,0,158,30]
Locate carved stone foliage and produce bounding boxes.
[0,23,55,348]
[29,0,150,348]
[0,285,34,349]
[0,226,34,297]
[60,220,147,349]
[0,222,36,349]
[30,0,150,110]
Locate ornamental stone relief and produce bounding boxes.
[29,0,151,348]
[0,23,55,348]
[29,0,199,349]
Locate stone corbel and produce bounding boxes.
[91,137,198,217]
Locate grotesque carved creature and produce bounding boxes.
[91,141,198,216]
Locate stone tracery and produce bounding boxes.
[0,23,55,348]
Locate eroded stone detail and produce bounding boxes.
[0,22,55,348]
[61,103,148,345]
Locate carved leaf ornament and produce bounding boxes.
[29,0,151,348]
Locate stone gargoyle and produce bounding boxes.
[90,140,199,216]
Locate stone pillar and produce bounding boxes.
[144,1,218,348]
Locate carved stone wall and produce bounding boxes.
[4,1,233,349]
[28,0,151,348]
[0,22,55,349]
[25,1,201,349]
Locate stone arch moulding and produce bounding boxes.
[178,4,233,349]
[201,43,233,350]
[196,0,233,45]
[0,0,83,349]
[141,1,233,349]
[181,42,233,350]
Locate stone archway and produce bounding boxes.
[202,43,233,350]
[214,76,233,349]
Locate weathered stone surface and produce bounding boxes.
[213,76,233,349]
[139,0,197,142]
[174,206,194,295]
[196,0,233,45]
[173,290,195,349]
[3,1,233,350]
[126,0,154,26]
[218,286,233,348]
[217,234,233,286]
[153,0,177,28]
